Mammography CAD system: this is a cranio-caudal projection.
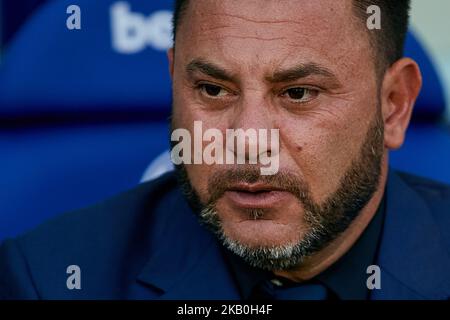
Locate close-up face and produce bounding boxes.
[170,0,388,270]
[5,0,450,303]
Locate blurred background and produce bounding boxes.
[0,0,449,241]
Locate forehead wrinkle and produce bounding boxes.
[198,35,290,42]
[206,12,308,26]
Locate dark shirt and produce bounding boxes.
[223,197,386,300]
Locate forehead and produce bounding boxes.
[175,0,371,76]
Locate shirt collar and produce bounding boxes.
[316,196,386,299]
[222,245,272,299]
[223,196,386,300]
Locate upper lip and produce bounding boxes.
[227,183,284,193]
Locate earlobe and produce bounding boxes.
[167,48,175,79]
[381,58,422,150]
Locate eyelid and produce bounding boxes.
[280,84,323,94]
[279,86,320,103]
[195,81,237,96]
[195,82,238,101]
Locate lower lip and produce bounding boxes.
[224,190,292,209]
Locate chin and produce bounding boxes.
[211,198,305,246]
[219,217,305,249]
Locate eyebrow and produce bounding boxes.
[186,59,340,86]
[186,59,237,83]
[266,63,339,84]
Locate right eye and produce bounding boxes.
[198,83,230,98]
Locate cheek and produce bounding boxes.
[280,115,368,203]
[172,101,232,205]
[185,164,206,198]
[172,93,196,128]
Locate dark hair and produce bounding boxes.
[353,0,411,73]
[172,0,411,74]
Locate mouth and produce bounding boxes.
[224,183,292,209]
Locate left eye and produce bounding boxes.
[282,87,316,102]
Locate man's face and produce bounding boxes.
[170,0,385,269]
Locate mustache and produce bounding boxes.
[207,166,310,205]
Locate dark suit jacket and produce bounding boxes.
[1,169,450,300]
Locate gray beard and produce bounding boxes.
[173,110,384,271]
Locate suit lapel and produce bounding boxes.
[136,186,240,299]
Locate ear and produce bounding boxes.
[381,58,422,150]
[167,48,175,80]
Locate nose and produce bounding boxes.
[226,94,279,164]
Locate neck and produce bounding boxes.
[273,157,389,282]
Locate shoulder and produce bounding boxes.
[0,171,181,299]
[397,170,450,198]
[396,170,450,209]
[394,170,450,243]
